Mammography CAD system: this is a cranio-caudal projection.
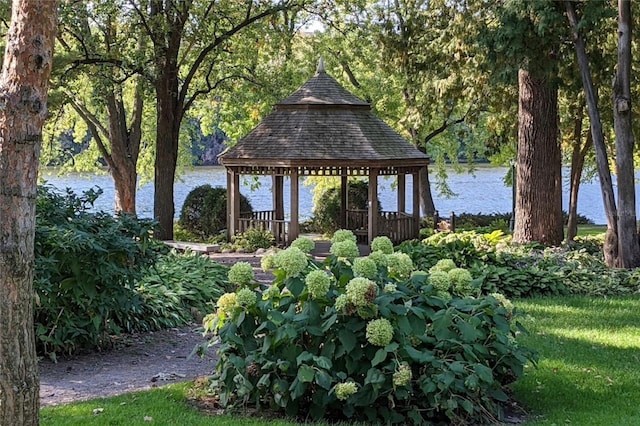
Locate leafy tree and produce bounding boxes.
[53,0,151,215]
[128,0,303,240]
[0,0,57,423]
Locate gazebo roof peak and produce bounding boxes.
[317,57,325,73]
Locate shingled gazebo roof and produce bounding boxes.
[219,62,429,171]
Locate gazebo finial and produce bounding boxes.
[317,57,325,73]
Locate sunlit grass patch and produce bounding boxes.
[514,296,640,426]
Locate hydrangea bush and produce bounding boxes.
[204,230,536,424]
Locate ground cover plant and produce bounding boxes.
[204,232,535,425]
[35,185,231,357]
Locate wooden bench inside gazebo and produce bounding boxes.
[219,60,429,246]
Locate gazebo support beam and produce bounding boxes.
[227,168,240,240]
[368,168,379,244]
[398,174,406,214]
[290,168,300,242]
[273,175,284,221]
[413,169,421,238]
[340,175,348,228]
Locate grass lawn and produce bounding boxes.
[42,296,640,426]
[513,296,640,426]
[576,224,607,236]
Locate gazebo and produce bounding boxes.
[218,60,429,246]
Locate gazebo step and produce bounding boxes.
[163,240,221,253]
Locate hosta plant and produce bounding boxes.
[204,231,536,425]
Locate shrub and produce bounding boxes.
[312,181,380,235]
[231,227,275,252]
[34,185,167,356]
[179,185,252,239]
[204,235,536,425]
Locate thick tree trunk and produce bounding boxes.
[613,0,640,268]
[419,166,436,217]
[566,103,591,242]
[0,1,57,424]
[566,0,620,266]
[512,68,563,245]
[153,71,181,240]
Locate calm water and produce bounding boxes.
[41,166,614,224]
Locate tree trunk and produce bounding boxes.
[419,166,436,217]
[0,1,57,424]
[613,0,640,268]
[566,102,591,242]
[565,0,620,266]
[512,68,563,245]
[153,68,181,239]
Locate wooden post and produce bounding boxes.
[397,173,406,213]
[368,168,379,244]
[228,168,240,239]
[412,170,420,239]
[340,175,348,228]
[273,174,284,220]
[290,168,300,242]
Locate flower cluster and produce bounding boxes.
[330,240,360,258]
[353,257,377,279]
[429,259,456,274]
[368,250,388,268]
[236,288,257,307]
[449,268,474,296]
[331,229,357,243]
[291,236,315,253]
[262,285,280,300]
[371,236,394,254]
[387,252,414,279]
[429,270,451,292]
[228,262,254,285]
[383,283,397,294]
[261,254,275,272]
[335,294,348,311]
[334,382,358,400]
[305,270,331,299]
[393,363,412,387]
[217,292,237,314]
[366,318,394,346]
[490,292,514,317]
[345,277,377,307]
[274,247,308,278]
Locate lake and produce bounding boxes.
[41,165,614,224]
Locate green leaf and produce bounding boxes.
[289,378,306,400]
[338,328,356,352]
[296,351,313,366]
[321,313,337,332]
[297,364,315,383]
[474,363,494,383]
[314,370,332,390]
[371,348,388,367]
[364,368,386,385]
[314,356,332,370]
[404,345,435,363]
[268,310,284,326]
[287,277,305,297]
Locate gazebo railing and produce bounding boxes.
[346,209,417,244]
[239,210,290,246]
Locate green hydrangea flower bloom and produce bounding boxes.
[448,268,474,296]
[274,247,308,278]
[330,240,360,258]
[393,364,412,387]
[334,382,358,400]
[387,252,414,279]
[368,250,388,267]
[331,229,357,243]
[335,294,348,311]
[371,236,394,254]
[260,254,275,272]
[291,236,315,253]
[262,285,280,300]
[305,270,331,299]
[383,283,397,294]
[236,287,257,307]
[353,257,377,279]
[437,290,452,301]
[366,318,394,346]
[490,292,514,316]
[228,262,254,285]
[216,292,237,314]
[429,258,457,274]
[345,277,377,307]
[429,270,451,292]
